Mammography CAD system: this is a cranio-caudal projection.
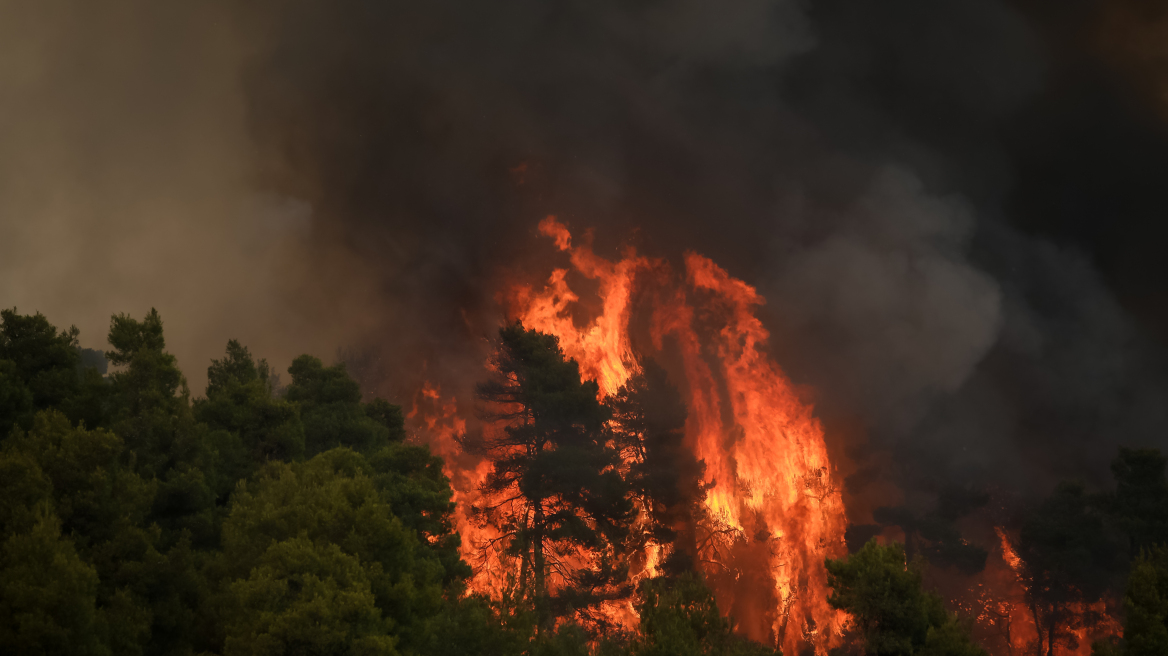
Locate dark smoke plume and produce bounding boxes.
[5,0,1168,517]
[235,0,1168,499]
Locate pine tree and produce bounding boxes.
[466,323,634,630]
[609,360,706,576]
[826,539,986,656]
[1018,483,1123,656]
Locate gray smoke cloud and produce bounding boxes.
[766,167,1003,439]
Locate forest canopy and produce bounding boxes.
[3,308,1167,656]
[0,309,780,656]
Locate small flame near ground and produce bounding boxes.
[412,218,850,654]
[952,528,1121,656]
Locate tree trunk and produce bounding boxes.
[533,500,548,631]
[672,504,700,571]
[1002,610,1014,656]
[518,540,530,598]
[1027,600,1042,656]
[1045,610,1057,656]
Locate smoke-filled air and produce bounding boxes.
[4,1,1168,655]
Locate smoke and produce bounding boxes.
[1095,0,1168,122]
[4,0,1168,507]
[0,1,399,392]
[765,167,1003,440]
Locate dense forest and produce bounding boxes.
[2,307,1167,656]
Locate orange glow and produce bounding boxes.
[407,382,503,592]
[681,251,848,652]
[539,215,572,252]
[511,217,650,397]
[997,527,1023,574]
[408,217,1124,656]
[505,218,848,653]
[977,528,1120,656]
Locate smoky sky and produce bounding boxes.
[4,0,1168,506]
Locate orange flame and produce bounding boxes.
[681,251,849,651]
[506,218,848,653]
[407,383,502,592]
[978,527,1120,656]
[510,217,649,397]
[409,217,1126,656]
[996,527,1024,574]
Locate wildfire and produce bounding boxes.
[407,382,501,592]
[996,527,1023,574]
[408,217,1129,656]
[510,217,648,397]
[974,528,1120,656]
[509,218,848,653]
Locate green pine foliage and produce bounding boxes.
[0,308,473,656]
[608,361,707,577]
[1092,452,1168,656]
[1,309,107,437]
[630,573,778,656]
[1,310,83,423]
[0,307,1017,656]
[1017,483,1124,655]
[1106,548,1168,656]
[1109,449,1168,557]
[825,539,985,656]
[194,340,305,479]
[286,354,398,456]
[223,537,398,656]
[0,357,35,436]
[468,323,634,630]
[217,448,448,652]
[0,508,105,656]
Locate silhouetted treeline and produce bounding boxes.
[1018,448,1168,656]
[8,308,1168,656]
[0,309,774,656]
[830,446,1168,656]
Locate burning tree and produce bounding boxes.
[1016,483,1123,656]
[608,360,708,578]
[464,323,635,630]
[498,217,850,653]
[866,487,990,577]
